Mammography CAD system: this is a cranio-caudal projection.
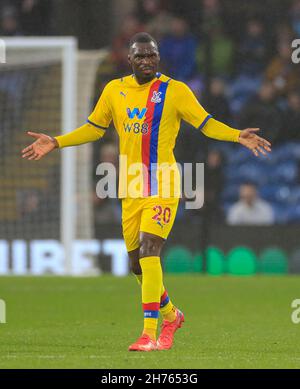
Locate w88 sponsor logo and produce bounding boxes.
[123,122,149,134]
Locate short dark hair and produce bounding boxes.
[241,181,257,188]
[129,32,158,49]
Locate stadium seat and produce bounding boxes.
[209,143,234,160]
[222,143,300,216]
[228,74,262,114]
[226,147,252,165]
[258,248,288,274]
[259,185,292,204]
[290,186,300,205]
[272,203,300,224]
[269,162,298,185]
[286,204,300,223]
[291,143,300,160]
[226,247,257,275]
[271,204,290,224]
[270,144,292,164]
[221,184,240,202]
[234,162,269,186]
[271,142,300,163]
[222,202,233,215]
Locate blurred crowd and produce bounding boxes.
[2,0,300,226]
[0,0,51,36]
[93,0,300,226]
[93,0,300,138]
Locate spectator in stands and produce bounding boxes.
[110,15,144,75]
[281,89,300,141]
[202,78,231,124]
[178,148,225,221]
[202,149,225,222]
[19,0,52,36]
[228,73,263,116]
[289,0,300,36]
[197,24,234,78]
[201,0,222,34]
[236,19,268,76]
[0,1,51,36]
[227,182,274,225]
[275,23,294,46]
[238,81,283,144]
[228,18,269,115]
[92,15,144,102]
[174,80,229,163]
[265,40,300,98]
[138,0,174,39]
[0,5,22,36]
[160,17,197,81]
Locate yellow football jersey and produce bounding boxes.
[88,73,211,198]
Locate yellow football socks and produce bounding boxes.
[139,256,162,340]
[133,270,176,325]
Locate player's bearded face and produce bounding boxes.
[128,42,160,82]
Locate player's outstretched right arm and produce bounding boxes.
[22,122,106,161]
[22,131,58,161]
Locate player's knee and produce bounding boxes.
[139,237,161,258]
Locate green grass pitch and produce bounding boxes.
[1,275,300,369]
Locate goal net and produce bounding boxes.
[0,38,106,274]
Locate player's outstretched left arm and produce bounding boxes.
[200,118,271,158]
[238,128,271,157]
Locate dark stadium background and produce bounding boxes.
[1,0,300,275]
[1,0,300,373]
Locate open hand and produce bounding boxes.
[22,132,58,161]
[238,128,271,157]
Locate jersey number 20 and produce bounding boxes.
[152,206,171,224]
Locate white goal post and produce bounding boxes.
[3,37,77,274]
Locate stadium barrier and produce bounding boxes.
[0,224,299,276]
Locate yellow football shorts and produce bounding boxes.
[122,197,179,252]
